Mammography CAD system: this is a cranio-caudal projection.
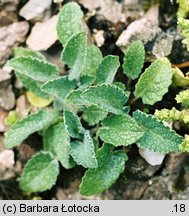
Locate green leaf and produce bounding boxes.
[44,122,75,169]
[82,84,129,114]
[13,47,45,60]
[61,32,87,80]
[63,110,84,139]
[79,75,95,91]
[82,45,103,77]
[133,110,183,153]
[66,89,90,106]
[113,82,126,91]
[41,76,77,99]
[8,57,59,82]
[5,111,20,126]
[134,58,172,105]
[96,55,120,84]
[4,110,59,148]
[80,144,128,196]
[98,114,144,146]
[70,130,98,168]
[16,73,49,99]
[57,2,84,46]
[83,105,108,126]
[172,67,189,87]
[20,151,59,192]
[26,91,52,108]
[123,40,145,80]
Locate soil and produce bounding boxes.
[1,0,189,200]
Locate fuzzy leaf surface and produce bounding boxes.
[98,114,144,146]
[8,57,59,82]
[64,110,84,139]
[96,55,120,84]
[123,40,145,79]
[133,110,183,153]
[61,32,87,80]
[80,144,128,196]
[20,151,59,192]
[13,47,45,60]
[83,105,108,126]
[41,76,77,99]
[66,89,90,106]
[70,130,98,168]
[26,91,52,108]
[5,110,59,148]
[57,2,83,46]
[44,122,75,169]
[16,73,49,99]
[82,45,103,77]
[134,58,172,105]
[82,84,128,114]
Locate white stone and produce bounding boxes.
[139,148,165,166]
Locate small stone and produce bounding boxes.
[0,150,14,169]
[26,15,58,51]
[139,148,165,166]
[0,21,29,66]
[93,29,105,47]
[19,0,52,21]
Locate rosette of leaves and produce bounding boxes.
[4,2,183,196]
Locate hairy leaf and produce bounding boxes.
[133,110,183,153]
[98,114,144,146]
[63,110,84,139]
[82,45,103,77]
[26,91,52,108]
[8,57,59,82]
[82,84,129,114]
[57,2,83,46]
[172,67,189,87]
[96,55,120,84]
[83,105,108,126]
[20,151,59,192]
[16,73,49,99]
[79,75,95,91]
[70,130,98,168]
[5,110,59,148]
[134,58,172,105]
[80,144,128,196]
[44,122,75,169]
[41,76,77,99]
[13,47,45,60]
[123,40,145,80]
[66,89,90,106]
[61,32,87,80]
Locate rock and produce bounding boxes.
[26,15,58,51]
[0,150,14,169]
[19,0,52,21]
[163,153,186,175]
[0,69,10,82]
[0,21,29,66]
[139,148,165,166]
[0,11,17,27]
[142,175,178,199]
[78,0,126,24]
[16,95,30,118]
[152,32,174,58]
[0,0,19,13]
[125,155,162,179]
[93,29,105,47]
[121,180,149,199]
[0,111,8,132]
[116,5,160,51]
[0,80,15,110]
